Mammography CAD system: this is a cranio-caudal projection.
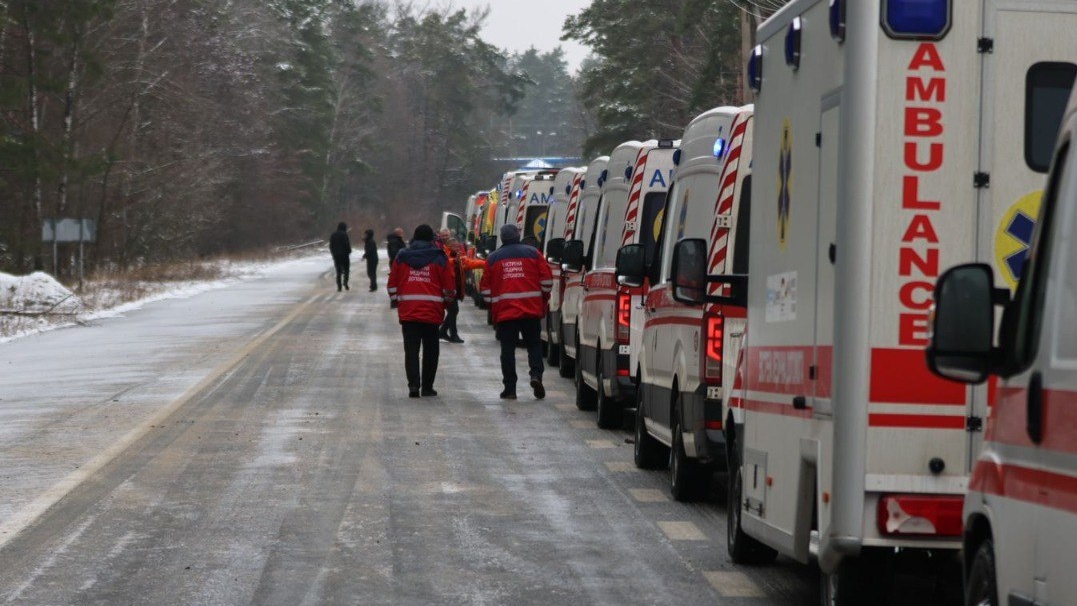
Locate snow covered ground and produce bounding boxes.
[0,254,324,344]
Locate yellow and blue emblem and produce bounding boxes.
[994,191,1042,289]
[778,118,793,249]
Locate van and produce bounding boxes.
[928,85,1077,606]
[543,167,586,366]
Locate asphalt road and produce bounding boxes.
[0,257,958,605]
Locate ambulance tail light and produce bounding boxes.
[616,288,631,344]
[877,495,963,538]
[703,312,724,385]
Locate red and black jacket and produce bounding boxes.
[480,242,553,323]
[388,242,455,324]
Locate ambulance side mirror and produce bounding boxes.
[562,240,585,273]
[616,244,646,288]
[927,263,1005,384]
[671,239,708,305]
[545,238,565,263]
[671,239,748,307]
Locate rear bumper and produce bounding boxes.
[600,344,636,402]
[545,310,562,345]
[561,321,576,358]
[682,385,727,468]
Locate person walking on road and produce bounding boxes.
[329,222,352,292]
[363,229,379,292]
[387,228,406,265]
[480,224,553,400]
[387,225,455,398]
[437,229,485,343]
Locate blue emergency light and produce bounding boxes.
[598,170,608,187]
[713,138,727,159]
[672,149,682,166]
[565,184,572,195]
[785,17,802,70]
[624,166,633,180]
[829,0,846,42]
[882,0,951,40]
[748,45,764,93]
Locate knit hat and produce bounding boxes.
[500,223,521,244]
[413,224,435,242]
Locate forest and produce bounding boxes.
[0,0,787,276]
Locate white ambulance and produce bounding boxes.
[559,156,610,380]
[573,140,677,428]
[669,0,1077,601]
[928,90,1077,605]
[514,170,560,245]
[619,106,749,501]
[487,171,537,252]
[542,167,586,367]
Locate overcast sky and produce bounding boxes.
[445,0,592,73]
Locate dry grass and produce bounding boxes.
[1,247,317,341]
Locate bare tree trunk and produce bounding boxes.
[58,28,82,217]
[23,16,42,223]
[0,1,9,78]
[121,0,151,267]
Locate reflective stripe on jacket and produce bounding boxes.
[479,242,553,323]
[388,244,455,324]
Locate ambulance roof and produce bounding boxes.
[679,106,741,169]
[583,156,610,193]
[603,141,644,190]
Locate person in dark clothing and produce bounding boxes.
[362,229,378,292]
[387,228,406,265]
[387,225,455,397]
[329,222,352,291]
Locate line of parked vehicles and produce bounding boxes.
[440,2,1077,604]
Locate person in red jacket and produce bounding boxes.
[480,223,553,400]
[388,224,455,398]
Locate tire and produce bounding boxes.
[596,352,620,429]
[575,340,597,411]
[669,390,703,502]
[965,540,999,606]
[819,550,894,606]
[727,441,779,565]
[634,383,668,469]
[558,352,574,378]
[546,321,561,367]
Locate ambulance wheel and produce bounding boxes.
[669,392,703,502]
[575,347,597,411]
[727,445,778,565]
[965,540,998,606]
[546,323,560,367]
[819,550,894,606]
[558,352,574,378]
[634,386,667,469]
[595,362,619,429]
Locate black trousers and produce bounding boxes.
[495,318,544,389]
[333,255,350,289]
[366,258,378,290]
[401,322,440,391]
[440,300,459,337]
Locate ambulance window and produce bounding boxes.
[1026,62,1077,173]
[1052,144,1077,362]
[1006,142,1068,370]
[654,181,682,284]
[733,176,752,276]
[639,192,667,267]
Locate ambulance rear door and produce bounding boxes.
[978,0,1077,460]
[441,212,466,243]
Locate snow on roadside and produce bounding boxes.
[0,253,323,344]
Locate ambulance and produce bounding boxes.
[514,170,560,246]
[668,0,1077,601]
[542,167,586,367]
[573,140,676,428]
[619,107,748,501]
[928,89,1077,605]
[559,156,609,380]
[486,171,537,253]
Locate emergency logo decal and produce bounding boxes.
[994,191,1042,289]
[531,211,548,241]
[777,118,793,250]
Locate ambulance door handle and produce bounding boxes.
[1027,372,1044,445]
[793,396,807,410]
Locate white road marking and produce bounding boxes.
[629,488,668,503]
[586,439,616,449]
[554,403,577,412]
[569,419,594,429]
[657,521,707,541]
[704,571,767,598]
[604,461,637,472]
